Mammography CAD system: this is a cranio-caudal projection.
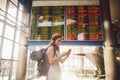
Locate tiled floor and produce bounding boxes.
[34,71,105,80]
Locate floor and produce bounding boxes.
[34,71,105,80]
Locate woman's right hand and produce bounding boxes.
[61,52,67,57]
[66,49,71,56]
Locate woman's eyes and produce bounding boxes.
[58,40,62,42]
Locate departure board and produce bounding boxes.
[30,6,102,41]
[31,6,64,40]
[66,6,102,41]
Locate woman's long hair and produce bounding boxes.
[49,33,62,51]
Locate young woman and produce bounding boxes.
[47,33,71,80]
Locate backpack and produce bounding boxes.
[36,48,49,77]
[30,50,43,61]
[30,46,56,77]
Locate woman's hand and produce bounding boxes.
[61,52,67,57]
[60,49,71,64]
[61,49,71,57]
[66,49,71,57]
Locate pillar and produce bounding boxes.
[100,0,118,80]
[16,32,28,80]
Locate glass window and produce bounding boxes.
[84,57,96,70]
[13,43,19,60]
[11,61,18,80]
[18,10,23,22]
[8,2,17,19]
[0,0,7,11]
[0,11,5,20]
[17,10,23,28]
[2,39,13,59]
[7,2,18,24]
[0,21,3,36]
[0,37,1,46]
[11,0,18,6]
[0,0,6,19]
[22,12,26,24]
[4,25,15,40]
[17,21,22,27]
[27,46,97,80]
[15,29,20,42]
[0,60,10,80]
[6,15,16,25]
[19,3,24,11]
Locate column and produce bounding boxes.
[16,32,28,80]
[100,0,118,80]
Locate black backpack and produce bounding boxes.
[30,46,56,77]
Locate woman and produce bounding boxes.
[47,33,71,80]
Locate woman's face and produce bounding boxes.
[54,37,62,46]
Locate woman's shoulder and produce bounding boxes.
[47,45,54,51]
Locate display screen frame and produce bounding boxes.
[30,5,103,41]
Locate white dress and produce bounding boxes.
[46,50,61,80]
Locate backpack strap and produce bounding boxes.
[53,46,56,57]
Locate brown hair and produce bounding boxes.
[51,33,62,41]
[49,33,62,51]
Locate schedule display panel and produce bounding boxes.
[30,6,102,41]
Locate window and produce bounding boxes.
[0,22,3,36]
[0,0,30,79]
[18,10,23,22]
[7,2,17,24]
[8,2,17,19]
[0,10,5,20]
[2,39,13,59]
[0,37,1,46]
[11,61,18,80]
[0,60,10,80]
[27,46,97,80]
[17,10,23,27]
[60,46,97,80]
[13,43,19,60]
[11,0,18,6]
[4,25,15,40]
[0,0,6,19]
[6,15,16,26]
[0,0,7,11]
[19,2,24,11]
[15,29,20,42]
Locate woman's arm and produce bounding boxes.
[60,49,71,64]
[60,55,68,64]
[47,46,66,64]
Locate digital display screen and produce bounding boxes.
[30,6,102,41]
